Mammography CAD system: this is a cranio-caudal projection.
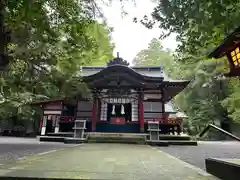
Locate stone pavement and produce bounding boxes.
[0,143,219,180]
[0,137,75,164]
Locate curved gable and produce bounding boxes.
[83,65,164,83]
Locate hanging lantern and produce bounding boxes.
[121,104,125,114]
[112,105,115,115]
[208,26,240,77]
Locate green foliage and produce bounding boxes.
[150,0,240,55]
[133,38,231,136]
[0,0,114,130]
[136,0,240,134]
[133,38,181,79]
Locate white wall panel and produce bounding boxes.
[100,101,107,121]
[143,102,162,112]
[43,110,61,115]
[44,104,62,110]
[144,112,162,119]
[131,102,138,121]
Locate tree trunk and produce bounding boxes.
[0,1,10,70]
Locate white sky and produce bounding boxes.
[98,0,178,64]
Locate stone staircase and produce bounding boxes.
[38,132,87,144]
[160,135,197,146]
[38,132,74,143]
[86,132,147,144]
[146,121,197,146]
[39,120,87,144]
[146,134,197,146]
[47,132,74,137]
[38,132,197,146]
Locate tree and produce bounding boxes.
[0,1,11,70]
[133,38,231,136]
[148,0,240,55]
[146,0,240,125]
[0,0,114,133]
[133,38,181,79]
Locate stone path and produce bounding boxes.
[0,143,219,180]
[0,137,74,164]
[159,141,240,170]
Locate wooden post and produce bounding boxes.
[39,105,43,134]
[41,115,47,135]
[161,86,167,134]
[139,90,144,132]
[54,101,62,133]
[161,87,165,119]
[54,116,60,133]
[91,96,97,131]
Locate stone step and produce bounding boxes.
[88,136,145,141]
[87,132,147,138]
[159,135,191,141]
[64,138,86,144]
[146,140,197,146]
[87,132,146,144]
[166,140,197,146]
[39,136,65,142]
[87,139,145,144]
[47,132,74,137]
[146,140,169,146]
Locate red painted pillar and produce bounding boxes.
[91,97,97,131]
[139,91,144,132]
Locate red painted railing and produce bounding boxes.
[60,116,74,122]
[151,116,182,125]
[40,116,182,125]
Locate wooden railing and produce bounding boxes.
[151,117,182,125]
[198,124,240,141]
[150,117,183,135]
[60,116,75,122]
[58,116,183,126]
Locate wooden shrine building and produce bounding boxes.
[32,56,190,136]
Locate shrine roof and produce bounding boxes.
[208,26,240,58]
[79,56,190,100]
[80,66,164,78]
[80,65,180,82]
[82,65,165,84]
[82,66,162,70]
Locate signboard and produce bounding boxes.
[110,117,125,124]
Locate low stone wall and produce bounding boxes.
[206,158,240,180]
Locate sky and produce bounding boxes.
[98,0,178,64]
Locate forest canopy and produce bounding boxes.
[133,0,240,135]
[1,0,240,136]
[0,0,114,130]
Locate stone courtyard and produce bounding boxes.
[0,143,219,180]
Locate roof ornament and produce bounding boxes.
[107,52,129,66]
